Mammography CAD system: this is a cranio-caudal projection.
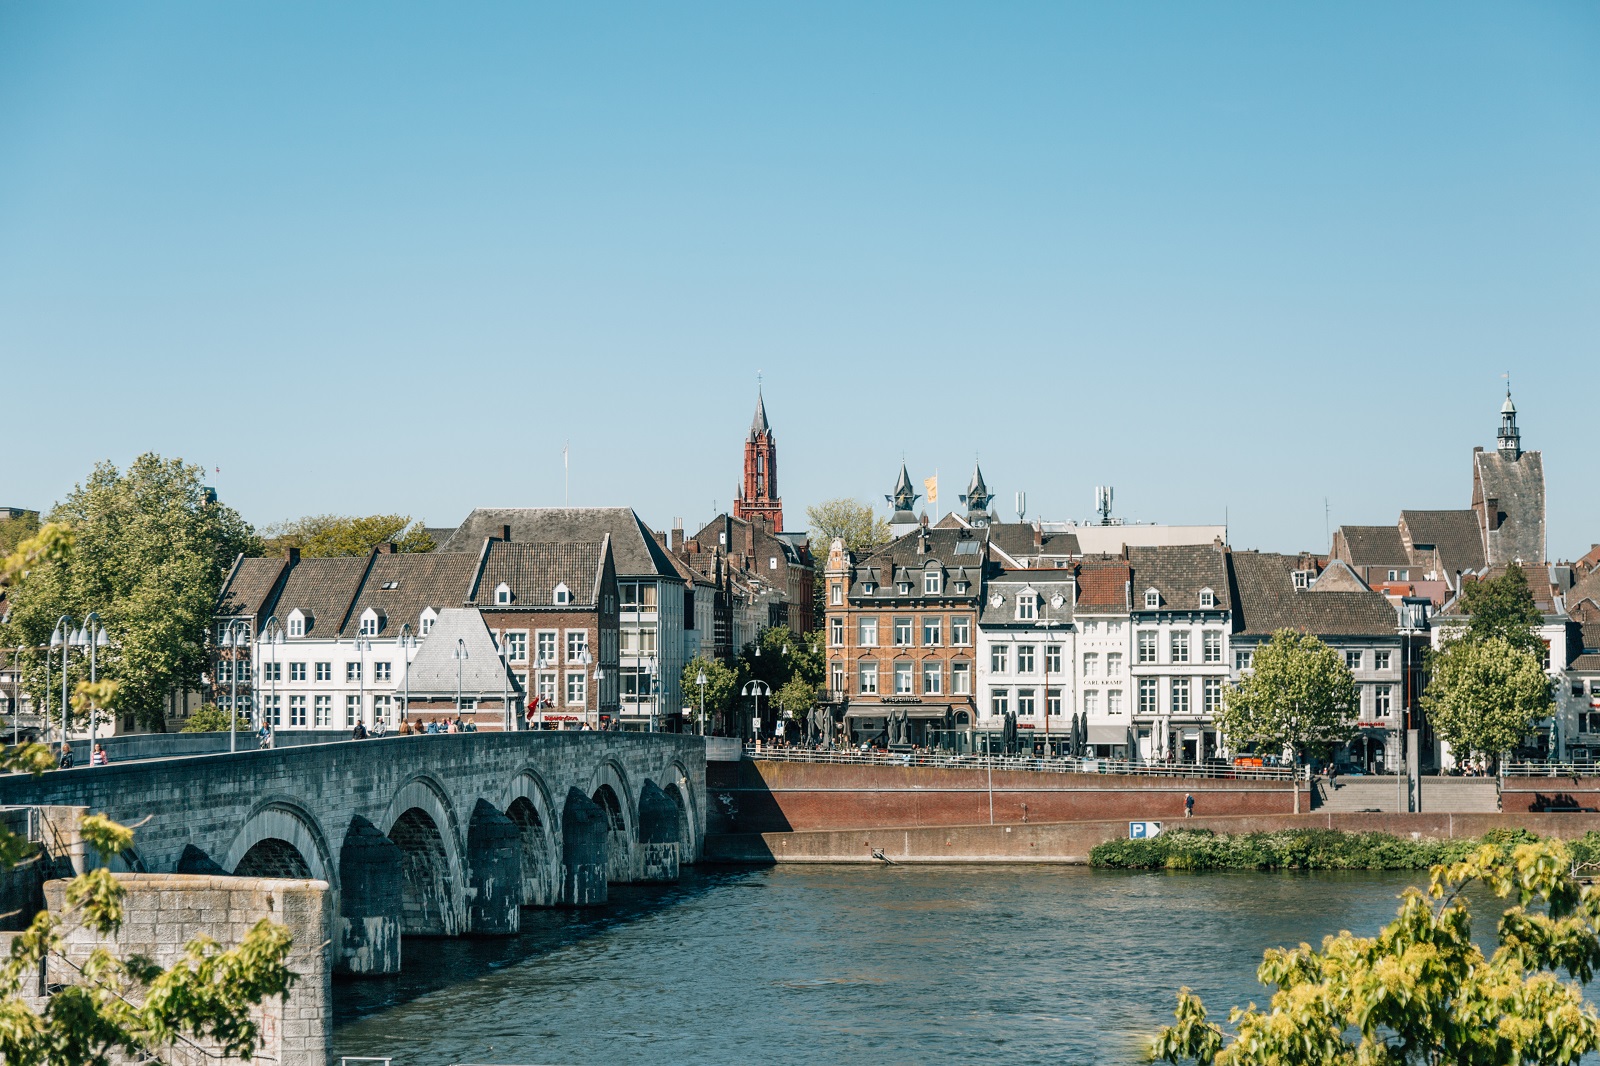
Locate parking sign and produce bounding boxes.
[1128,821,1163,840]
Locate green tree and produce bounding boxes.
[805,498,891,556]
[1451,562,1545,656]
[681,655,737,732]
[0,455,259,731]
[1218,629,1357,766]
[1151,839,1600,1064]
[180,704,251,733]
[0,509,41,557]
[262,514,434,557]
[1422,635,1552,764]
[774,677,816,719]
[0,519,296,1066]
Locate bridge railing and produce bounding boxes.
[1502,761,1600,778]
[743,745,1297,781]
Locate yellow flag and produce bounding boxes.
[924,475,938,503]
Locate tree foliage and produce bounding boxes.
[1422,635,1552,762]
[805,498,890,557]
[1151,839,1600,1064]
[1217,629,1357,764]
[0,750,296,1066]
[738,625,825,693]
[0,456,258,731]
[0,510,41,558]
[261,514,434,557]
[180,705,251,734]
[680,655,738,731]
[1451,563,1545,657]
[774,677,816,718]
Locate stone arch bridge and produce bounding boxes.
[0,732,705,975]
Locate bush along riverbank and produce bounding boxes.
[1089,827,1600,871]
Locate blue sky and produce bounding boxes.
[2,3,1596,556]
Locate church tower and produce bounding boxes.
[734,387,783,531]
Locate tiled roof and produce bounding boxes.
[1229,551,1399,637]
[265,556,371,639]
[1127,543,1230,613]
[469,540,607,608]
[438,508,680,580]
[1336,525,1408,567]
[1474,450,1546,566]
[985,522,1081,563]
[217,556,288,619]
[401,608,519,698]
[978,573,1075,626]
[1439,563,1561,617]
[850,526,986,604]
[1074,559,1130,612]
[340,551,480,638]
[1400,509,1485,577]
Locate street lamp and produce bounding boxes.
[453,638,469,717]
[696,668,708,737]
[742,679,772,743]
[354,636,372,732]
[77,614,109,756]
[593,660,606,733]
[578,649,594,731]
[219,619,251,752]
[1040,596,1063,757]
[398,622,414,726]
[262,616,284,732]
[50,615,74,755]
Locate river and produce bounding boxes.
[331,865,1469,1065]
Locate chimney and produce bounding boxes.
[285,547,300,564]
[501,524,513,542]
[654,531,668,549]
[1485,499,1501,531]
[671,518,684,553]
[1033,519,1043,550]
[377,542,395,555]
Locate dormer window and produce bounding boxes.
[495,582,513,605]
[1143,588,1160,609]
[1292,571,1311,590]
[862,581,877,595]
[897,581,911,596]
[359,608,380,636]
[924,569,942,594]
[420,607,437,635]
[1199,588,1215,609]
[1017,591,1037,621]
[553,582,571,606]
[287,610,306,638]
[954,581,969,594]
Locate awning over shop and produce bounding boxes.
[1087,725,1129,745]
[844,703,970,720]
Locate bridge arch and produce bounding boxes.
[221,798,336,886]
[381,774,467,937]
[502,768,561,907]
[660,758,703,861]
[588,759,636,884]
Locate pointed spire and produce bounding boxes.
[886,462,920,516]
[960,460,992,516]
[1497,380,1521,459]
[749,376,770,440]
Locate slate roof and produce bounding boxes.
[849,526,986,603]
[1336,525,1408,567]
[340,550,480,638]
[750,390,770,439]
[216,556,289,620]
[1571,621,1600,672]
[1400,509,1485,577]
[264,556,371,639]
[1127,543,1230,613]
[1474,449,1546,566]
[401,608,519,698]
[979,573,1076,627]
[437,508,680,581]
[1074,558,1130,613]
[1229,551,1399,638]
[1567,567,1600,616]
[468,539,608,608]
[985,522,1081,564]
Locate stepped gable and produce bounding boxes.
[1399,509,1485,577]
[1229,551,1398,638]
[437,507,678,580]
[468,539,608,608]
[1127,543,1230,611]
[338,550,480,638]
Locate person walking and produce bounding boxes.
[90,743,109,767]
[57,744,75,769]
[1184,793,1194,818]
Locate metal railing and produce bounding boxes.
[743,744,1297,780]
[1502,761,1600,778]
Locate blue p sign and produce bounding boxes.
[1129,821,1162,839]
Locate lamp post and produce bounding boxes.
[593,662,606,732]
[220,619,251,752]
[742,679,772,743]
[453,638,468,716]
[1040,597,1062,757]
[696,668,707,737]
[398,622,414,726]
[50,615,74,754]
[578,650,593,731]
[648,655,659,733]
[12,645,22,747]
[262,616,284,732]
[354,637,372,731]
[78,614,109,757]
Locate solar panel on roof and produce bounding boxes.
[954,542,980,555]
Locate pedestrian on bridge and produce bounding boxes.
[91,743,109,767]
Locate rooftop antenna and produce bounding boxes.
[1095,486,1114,526]
[1324,497,1330,549]
[1014,491,1026,523]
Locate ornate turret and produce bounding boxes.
[959,461,993,526]
[1497,386,1521,460]
[734,384,783,530]
[886,462,921,537]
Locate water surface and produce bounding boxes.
[332,865,1464,1065]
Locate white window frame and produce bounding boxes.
[922,661,943,695]
[495,582,512,605]
[1016,592,1037,621]
[894,661,914,695]
[858,661,879,694]
[553,582,571,606]
[951,616,971,646]
[1143,588,1160,609]
[924,569,942,595]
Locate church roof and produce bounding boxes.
[1474,449,1546,566]
[750,389,770,439]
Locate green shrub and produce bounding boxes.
[180,704,250,733]
[1089,828,1518,871]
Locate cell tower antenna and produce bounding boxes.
[1014,491,1026,522]
[1095,486,1115,526]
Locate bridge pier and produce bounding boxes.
[466,800,522,935]
[636,781,681,883]
[338,816,403,976]
[560,788,608,907]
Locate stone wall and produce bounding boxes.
[708,758,1297,833]
[43,874,332,1066]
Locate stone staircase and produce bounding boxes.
[1313,776,1500,813]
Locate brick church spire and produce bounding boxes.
[734,383,783,531]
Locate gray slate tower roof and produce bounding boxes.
[750,388,771,440]
[960,461,993,523]
[403,607,519,700]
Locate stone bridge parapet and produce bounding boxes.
[0,732,705,975]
